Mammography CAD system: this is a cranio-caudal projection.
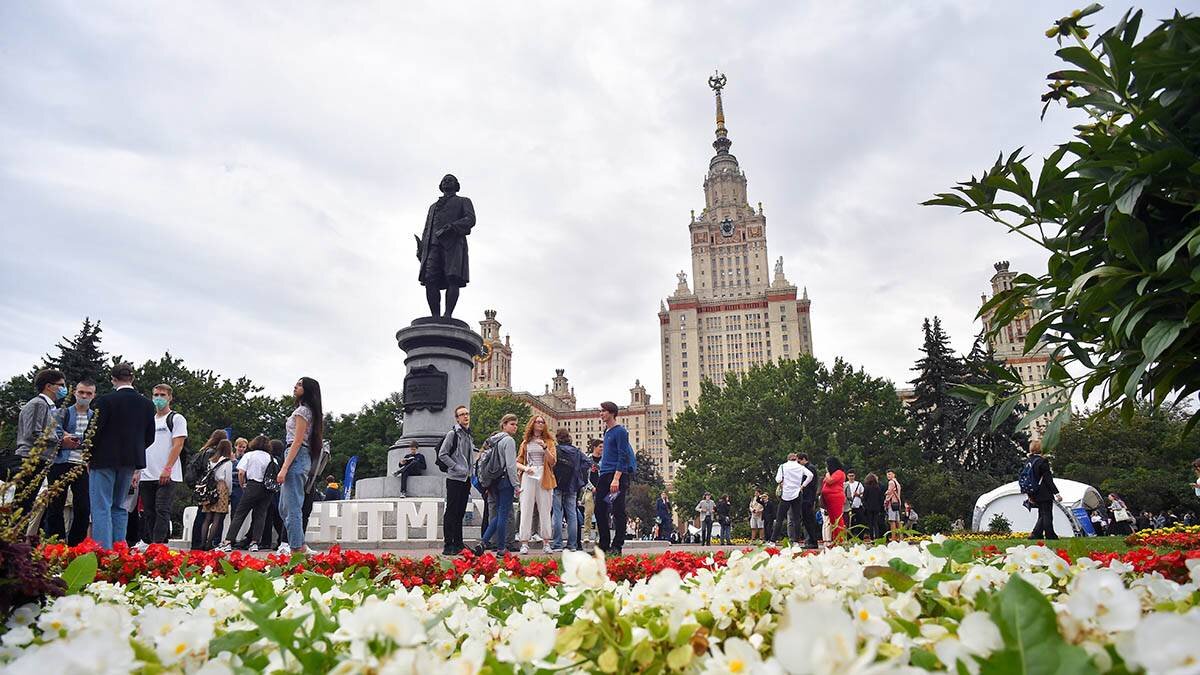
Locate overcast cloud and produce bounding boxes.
[0,1,1181,414]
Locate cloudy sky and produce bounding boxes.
[0,2,1179,414]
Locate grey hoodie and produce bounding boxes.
[496,433,519,489]
[437,424,475,482]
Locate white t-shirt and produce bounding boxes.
[210,457,233,490]
[846,480,864,509]
[237,449,273,482]
[142,412,187,482]
[775,461,814,502]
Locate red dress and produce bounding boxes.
[821,469,847,543]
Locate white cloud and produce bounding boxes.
[0,1,1178,413]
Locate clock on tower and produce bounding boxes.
[720,217,734,237]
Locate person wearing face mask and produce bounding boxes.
[43,379,97,545]
[9,369,72,525]
[136,383,188,548]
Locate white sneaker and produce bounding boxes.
[519,543,529,555]
[277,543,291,557]
[133,541,149,553]
[217,542,232,553]
[531,534,542,543]
[248,543,259,553]
[543,545,553,555]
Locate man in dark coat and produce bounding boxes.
[1026,440,1062,540]
[89,362,156,549]
[416,173,475,319]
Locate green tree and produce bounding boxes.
[958,335,1029,475]
[926,7,1200,445]
[668,356,919,530]
[908,317,968,466]
[41,318,108,393]
[633,448,664,490]
[324,393,403,480]
[467,391,532,447]
[1052,404,1200,514]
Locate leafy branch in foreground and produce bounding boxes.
[926,5,1200,447]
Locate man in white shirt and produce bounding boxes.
[845,471,864,534]
[775,453,813,546]
[138,383,187,546]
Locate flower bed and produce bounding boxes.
[4,536,1200,674]
[1126,524,1200,550]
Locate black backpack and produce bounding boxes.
[474,432,508,487]
[262,453,284,493]
[193,457,230,505]
[1018,456,1041,496]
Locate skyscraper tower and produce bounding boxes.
[659,73,814,420]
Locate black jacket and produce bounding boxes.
[715,501,732,525]
[863,483,885,512]
[553,443,581,492]
[89,387,156,469]
[1031,455,1060,503]
[800,463,821,503]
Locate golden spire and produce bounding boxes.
[708,70,731,155]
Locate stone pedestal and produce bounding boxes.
[355,317,483,499]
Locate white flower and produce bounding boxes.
[850,597,891,640]
[1117,609,1200,675]
[499,615,556,663]
[331,597,427,648]
[772,598,862,674]
[156,618,214,665]
[1,625,34,647]
[5,631,138,675]
[562,548,608,590]
[1066,569,1141,634]
[704,637,779,674]
[957,612,1002,656]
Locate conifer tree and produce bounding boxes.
[958,334,1028,475]
[908,317,966,466]
[41,318,108,388]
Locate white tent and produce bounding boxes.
[971,478,1104,537]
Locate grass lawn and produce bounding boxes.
[962,535,1134,557]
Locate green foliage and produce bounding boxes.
[324,393,404,480]
[909,319,1028,474]
[918,513,952,535]
[41,318,109,395]
[61,553,98,594]
[668,355,919,528]
[467,391,532,448]
[1052,403,1200,513]
[988,513,1013,535]
[927,7,1200,445]
[981,574,1098,675]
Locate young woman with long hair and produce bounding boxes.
[277,376,323,555]
[186,429,229,550]
[199,439,234,549]
[884,470,903,542]
[821,456,847,546]
[515,415,557,555]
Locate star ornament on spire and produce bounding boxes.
[708,70,727,93]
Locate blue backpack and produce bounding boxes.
[1018,457,1040,496]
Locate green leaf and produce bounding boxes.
[863,565,916,592]
[1114,179,1147,215]
[667,644,693,670]
[61,553,98,594]
[209,630,261,655]
[987,575,1098,675]
[1066,266,1127,305]
[1142,320,1184,364]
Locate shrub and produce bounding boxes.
[988,513,1013,535]
[919,513,952,535]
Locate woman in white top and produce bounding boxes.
[515,415,557,554]
[219,436,275,552]
[277,377,324,556]
[200,440,235,549]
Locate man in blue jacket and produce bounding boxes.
[595,401,636,556]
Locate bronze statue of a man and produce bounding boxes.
[416,174,475,319]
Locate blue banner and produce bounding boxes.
[342,456,358,500]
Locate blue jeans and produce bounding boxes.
[280,448,311,549]
[482,479,513,549]
[551,489,579,550]
[89,466,136,549]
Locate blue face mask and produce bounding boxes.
[153,397,168,411]
[56,385,68,401]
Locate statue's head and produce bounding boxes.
[439,174,460,193]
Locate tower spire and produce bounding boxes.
[708,71,731,155]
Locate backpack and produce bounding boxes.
[262,453,283,493]
[1018,456,1041,496]
[193,457,230,505]
[475,432,508,487]
[304,440,332,493]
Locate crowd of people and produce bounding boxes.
[4,366,330,556]
[683,454,912,548]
